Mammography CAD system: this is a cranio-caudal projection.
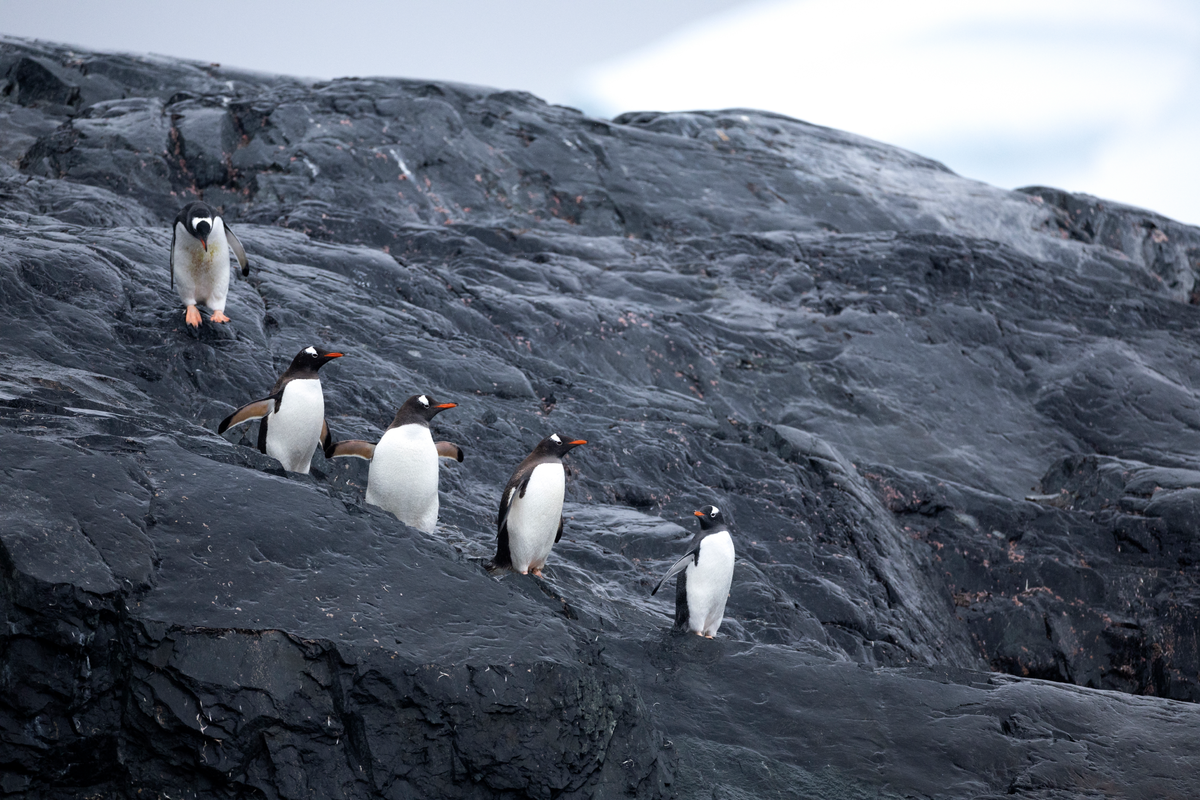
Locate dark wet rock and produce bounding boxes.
[874,457,1200,702]
[4,35,1200,799]
[1019,185,1200,302]
[2,56,81,108]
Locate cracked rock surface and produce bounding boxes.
[3,37,1200,799]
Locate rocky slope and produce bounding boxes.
[3,36,1200,798]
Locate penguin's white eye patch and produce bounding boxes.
[418,395,429,406]
[711,506,720,516]
[191,216,212,229]
[305,346,317,356]
[550,434,562,443]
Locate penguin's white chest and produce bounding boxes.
[365,424,440,532]
[685,531,735,636]
[173,219,232,310]
[507,462,565,573]
[265,378,324,473]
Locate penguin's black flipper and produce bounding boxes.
[516,474,532,499]
[651,549,699,595]
[555,515,564,544]
[218,396,276,434]
[225,224,249,277]
[326,440,376,461]
[169,222,177,291]
[436,441,465,462]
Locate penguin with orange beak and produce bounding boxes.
[326,394,464,533]
[652,505,736,637]
[170,201,249,328]
[489,434,588,576]
[217,346,342,474]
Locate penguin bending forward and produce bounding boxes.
[489,434,587,576]
[217,346,343,473]
[171,201,249,327]
[652,505,735,637]
[325,394,464,533]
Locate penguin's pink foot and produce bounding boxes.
[185,305,202,327]
[210,310,231,323]
[531,567,545,578]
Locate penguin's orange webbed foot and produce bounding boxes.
[184,305,202,327]
[210,310,231,323]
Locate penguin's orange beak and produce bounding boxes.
[694,510,705,517]
[325,352,344,358]
[200,238,207,252]
[570,439,587,446]
[436,403,457,409]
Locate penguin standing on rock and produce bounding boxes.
[489,434,587,576]
[325,394,464,533]
[652,505,735,637]
[171,201,249,328]
[217,346,343,474]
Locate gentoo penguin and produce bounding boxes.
[217,346,343,473]
[651,505,736,637]
[170,200,249,327]
[489,434,587,576]
[325,394,464,532]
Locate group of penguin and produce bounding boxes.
[172,201,736,638]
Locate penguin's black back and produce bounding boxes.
[674,570,690,630]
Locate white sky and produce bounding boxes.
[579,0,1200,225]
[3,0,1198,225]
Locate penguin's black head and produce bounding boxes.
[401,394,458,422]
[182,201,216,251]
[287,345,344,374]
[538,433,588,459]
[693,505,724,531]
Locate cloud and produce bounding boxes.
[578,0,1200,224]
